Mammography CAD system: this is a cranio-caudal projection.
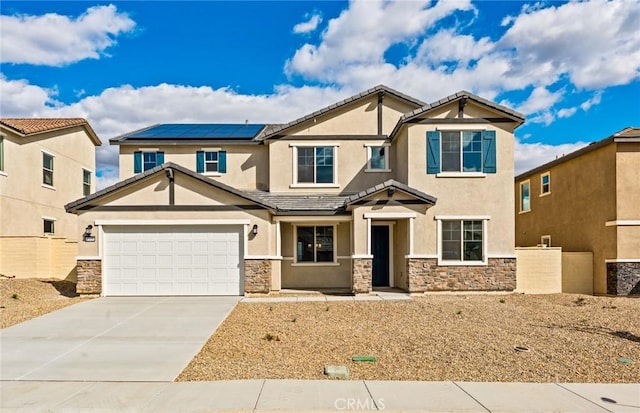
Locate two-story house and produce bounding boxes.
[515,127,640,296]
[0,118,101,279]
[65,86,524,296]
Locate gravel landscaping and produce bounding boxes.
[177,294,639,383]
[0,278,89,329]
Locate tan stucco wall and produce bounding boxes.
[562,252,593,294]
[0,127,96,240]
[515,247,562,294]
[0,237,77,280]
[515,143,618,294]
[74,173,273,258]
[401,103,517,257]
[118,144,269,190]
[615,143,640,220]
[279,221,351,289]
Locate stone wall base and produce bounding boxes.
[77,259,102,295]
[407,258,516,293]
[607,262,640,296]
[352,258,372,294]
[244,259,272,294]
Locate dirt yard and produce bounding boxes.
[0,278,89,328]
[178,294,639,383]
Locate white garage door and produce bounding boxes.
[103,226,243,296]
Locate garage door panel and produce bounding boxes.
[104,226,243,296]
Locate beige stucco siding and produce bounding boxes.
[0,127,96,241]
[118,144,269,190]
[515,143,618,294]
[279,221,351,289]
[402,109,517,257]
[267,138,396,193]
[615,143,640,220]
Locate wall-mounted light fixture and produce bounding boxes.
[387,187,395,197]
[252,224,258,235]
[83,225,96,242]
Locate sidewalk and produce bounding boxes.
[2,380,638,412]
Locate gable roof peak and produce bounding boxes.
[0,117,101,146]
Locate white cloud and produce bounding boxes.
[557,107,577,118]
[516,86,563,115]
[293,13,322,34]
[0,5,135,66]
[514,138,588,175]
[580,92,603,111]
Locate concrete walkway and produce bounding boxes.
[1,380,638,412]
[0,296,239,381]
[241,290,412,302]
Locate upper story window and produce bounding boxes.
[541,172,551,195]
[295,225,335,263]
[427,130,496,175]
[134,151,164,173]
[365,144,390,172]
[42,152,54,186]
[437,217,487,265]
[83,169,92,196]
[520,180,531,212]
[196,150,227,175]
[290,144,339,187]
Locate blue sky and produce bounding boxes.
[1,0,638,188]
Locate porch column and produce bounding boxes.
[352,256,373,294]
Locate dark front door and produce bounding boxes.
[372,226,390,287]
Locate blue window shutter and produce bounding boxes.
[156,151,164,166]
[426,131,440,174]
[196,151,204,173]
[134,151,142,173]
[219,151,227,173]
[482,130,497,173]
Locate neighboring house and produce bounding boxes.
[515,127,640,296]
[65,85,524,296]
[0,118,101,279]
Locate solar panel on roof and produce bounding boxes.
[126,124,265,140]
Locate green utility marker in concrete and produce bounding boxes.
[352,356,377,362]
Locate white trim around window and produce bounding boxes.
[519,180,531,213]
[42,150,55,189]
[436,216,489,266]
[290,143,339,188]
[42,216,56,234]
[292,223,338,266]
[541,235,551,247]
[540,171,551,196]
[364,143,391,172]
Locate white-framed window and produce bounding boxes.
[43,218,55,234]
[290,143,339,187]
[541,235,551,247]
[143,152,157,171]
[365,144,390,172]
[42,152,54,186]
[437,216,488,265]
[442,130,483,172]
[541,172,551,195]
[294,225,335,264]
[83,169,92,196]
[520,180,530,212]
[204,151,219,173]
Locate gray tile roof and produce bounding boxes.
[65,163,277,212]
[258,85,426,140]
[345,180,437,205]
[247,192,351,213]
[515,126,640,181]
[400,90,525,123]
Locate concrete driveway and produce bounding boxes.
[0,296,239,382]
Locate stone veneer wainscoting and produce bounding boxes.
[76,259,102,295]
[352,258,372,294]
[407,258,516,292]
[244,259,271,294]
[607,262,640,296]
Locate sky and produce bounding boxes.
[1,0,638,189]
